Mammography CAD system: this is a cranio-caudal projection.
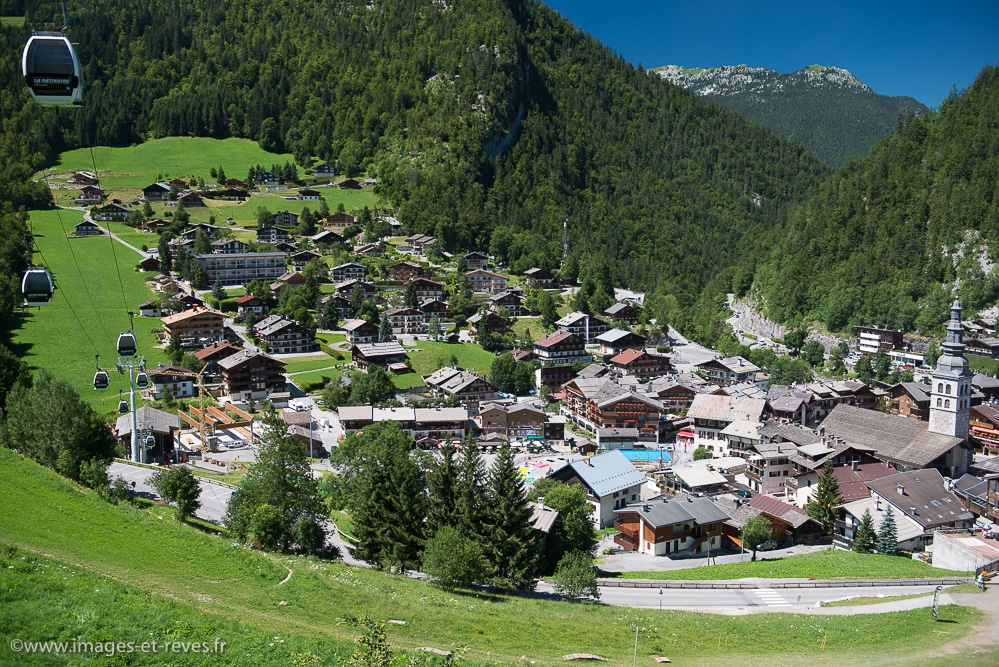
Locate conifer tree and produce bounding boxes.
[378,311,392,342]
[806,460,843,536]
[876,507,899,556]
[456,433,487,541]
[482,442,538,592]
[853,508,876,553]
[403,281,418,309]
[211,278,225,301]
[427,444,459,535]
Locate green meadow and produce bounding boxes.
[11,209,169,413]
[405,341,496,376]
[0,447,987,667]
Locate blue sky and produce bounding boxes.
[542,1,998,108]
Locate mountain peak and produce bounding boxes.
[799,64,869,91]
[655,63,870,95]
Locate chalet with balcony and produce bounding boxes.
[970,405,999,457]
[255,314,318,354]
[68,171,98,186]
[218,350,287,401]
[966,336,999,358]
[489,290,525,317]
[614,496,729,556]
[235,295,270,319]
[406,234,436,255]
[73,220,102,236]
[177,190,204,207]
[524,267,557,289]
[269,271,308,296]
[855,325,904,355]
[549,450,650,528]
[419,298,448,321]
[385,306,425,335]
[468,310,509,336]
[562,376,667,441]
[556,311,608,344]
[608,349,670,379]
[324,293,352,320]
[193,341,242,379]
[336,406,467,446]
[335,279,377,300]
[595,329,646,357]
[343,318,378,345]
[161,307,226,345]
[211,238,248,255]
[74,185,105,204]
[412,277,445,300]
[257,226,291,244]
[312,230,345,247]
[354,242,384,257]
[298,188,322,200]
[477,402,547,441]
[272,210,299,227]
[534,330,590,367]
[686,394,767,456]
[291,251,322,272]
[424,368,498,408]
[94,202,132,221]
[466,268,508,294]
[465,251,489,270]
[254,171,282,186]
[331,262,367,283]
[144,364,196,400]
[604,301,641,324]
[695,356,761,388]
[387,261,427,282]
[323,212,355,232]
[352,342,407,372]
[142,182,171,201]
[887,382,932,421]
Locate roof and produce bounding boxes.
[354,342,407,358]
[671,466,728,489]
[161,307,225,326]
[596,329,638,344]
[560,450,648,498]
[343,319,374,332]
[616,495,730,528]
[839,497,926,544]
[821,404,966,468]
[687,394,766,423]
[116,406,180,436]
[609,349,648,366]
[534,329,581,349]
[531,504,559,534]
[605,302,636,315]
[596,427,640,439]
[866,469,974,528]
[696,356,761,374]
[556,311,589,327]
[193,341,242,360]
[217,349,285,370]
[748,494,813,529]
[720,419,762,440]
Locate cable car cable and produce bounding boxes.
[90,148,132,315]
[32,245,100,357]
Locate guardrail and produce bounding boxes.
[597,577,970,589]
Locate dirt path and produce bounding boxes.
[277,568,292,586]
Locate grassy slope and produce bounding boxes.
[11,210,170,414]
[0,447,985,667]
[607,550,969,581]
[405,341,496,375]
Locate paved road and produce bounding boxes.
[108,461,235,524]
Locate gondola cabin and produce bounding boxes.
[22,34,83,106]
[93,369,109,390]
[117,331,137,357]
[117,400,129,414]
[135,372,149,390]
[21,267,54,305]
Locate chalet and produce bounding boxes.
[180,223,220,241]
[465,251,489,270]
[608,349,670,379]
[466,268,507,294]
[695,356,761,388]
[195,252,286,286]
[556,311,607,344]
[168,178,190,189]
[178,294,205,311]
[73,220,102,236]
[548,450,650,528]
[524,267,556,289]
[489,290,525,317]
[272,210,299,227]
[363,178,378,187]
[138,256,160,272]
[73,185,104,204]
[68,171,98,186]
[855,326,904,355]
[744,494,821,545]
[424,367,499,408]
[969,404,999,456]
[966,336,999,358]
[338,178,361,189]
[538,365,576,391]
[311,230,345,247]
[562,375,667,441]
[323,212,355,232]
[143,218,170,232]
[412,277,445,300]
[94,202,132,221]
[478,402,547,440]
[335,279,377,300]
[193,341,243,379]
[354,242,384,257]
[218,350,287,400]
[468,310,509,336]
[215,188,247,201]
[255,314,318,354]
[387,261,427,282]
[257,226,290,244]
[595,329,646,357]
[290,250,321,272]
[614,496,729,556]
[312,163,337,176]
[254,171,282,186]
[604,301,641,324]
[269,271,308,295]
[419,298,448,321]
[343,319,378,346]
[161,307,226,345]
[384,307,425,335]
[533,330,590,367]
[274,241,298,255]
[211,238,248,255]
[235,295,269,319]
[138,299,164,317]
[142,182,171,201]
[973,373,999,402]
[406,234,436,255]
[177,190,204,207]
[686,394,767,456]
[352,342,407,372]
[322,293,351,320]
[647,376,705,412]
[114,406,179,463]
[336,406,467,445]
[225,178,247,189]
[888,382,932,421]
[144,364,196,400]
[298,188,322,200]
[331,262,367,283]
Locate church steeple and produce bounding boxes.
[928,299,971,440]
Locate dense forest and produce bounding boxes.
[0,0,995,344]
[753,65,999,335]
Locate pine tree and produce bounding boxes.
[378,311,392,342]
[456,434,487,541]
[211,278,225,301]
[403,281,418,309]
[427,444,459,535]
[482,442,538,592]
[853,508,876,553]
[876,507,899,556]
[806,460,843,536]
[157,234,173,272]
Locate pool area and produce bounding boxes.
[618,449,671,462]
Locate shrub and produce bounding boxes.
[219,298,238,313]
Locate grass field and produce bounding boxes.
[0,15,25,25]
[11,209,169,415]
[605,550,970,581]
[968,355,999,376]
[391,371,428,390]
[405,341,496,376]
[511,316,548,344]
[0,447,987,667]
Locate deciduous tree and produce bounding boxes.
[150,466,202,522]
[742,515,772,562]
[551,550,600,601]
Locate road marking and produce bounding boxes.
[753,589,792,607]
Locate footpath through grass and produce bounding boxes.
[605,549,970,581]
[0,447,985,667]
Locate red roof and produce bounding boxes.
[749,494,809,520]
[535,330,579,349]
[235,295,261,304]
[609,348,646,365]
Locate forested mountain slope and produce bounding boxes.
[656,64,928,168]
[0,0,829,337]
[752,65,999,334]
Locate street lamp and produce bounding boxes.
[659,587,663,610]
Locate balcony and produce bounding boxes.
[614,532,638,551]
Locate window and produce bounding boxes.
[937,383,943,393]
[937,398,943,407]
[945,400,950,409]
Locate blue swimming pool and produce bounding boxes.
[618,449,671,462]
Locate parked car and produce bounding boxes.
[758,539,778,551]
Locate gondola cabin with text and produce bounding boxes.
[22,33,82,106]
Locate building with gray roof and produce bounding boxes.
[549,450,650,528]
[613,495,730,556]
